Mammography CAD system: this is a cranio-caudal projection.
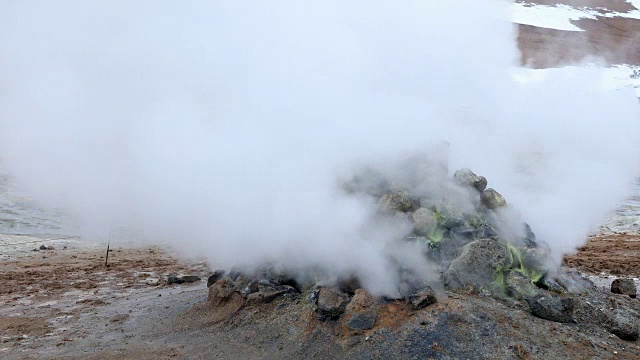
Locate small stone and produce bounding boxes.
[481,188,507,209]
[167,275,201,285]
[317,288,351,320]
[611,278,637,298]
[346,312,376,330]
[525,294,575,323]
[453,168,487,192]
[408,287,437,310]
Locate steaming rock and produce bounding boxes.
[379,190,415,212]
[412,208,438,236]
[453,168,487,192]
[408,286,437,310]
[317,288,351,320]
[522,223,537,248]
[434,201,465,229]
[610,310,640,341]
[554,272,593,295]
[342,168,390,197]
[525,294,575,323]
[480,188,506,209]
[442,239,510,291]
[505,271,539,299]
[207,270,226,287]
[611,278,637,298]
[338,276,361,296]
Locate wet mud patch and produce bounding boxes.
[564,234,640,276]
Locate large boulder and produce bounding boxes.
[434,201,465,229]
[611,278,637,298]
[525,294,575,323]
[379,190,415,212]
[453,168,487,192]
[442,239,510,291]
[481,188,507,209]
[412,208,438,236]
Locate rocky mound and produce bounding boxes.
[202,164,639,358]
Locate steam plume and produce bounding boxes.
[0,1,638,294]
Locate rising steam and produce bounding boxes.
[0,1,638,294]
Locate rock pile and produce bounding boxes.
[206,164,639,342]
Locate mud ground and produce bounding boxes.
[565,234,640,276]
[0,234,638,360]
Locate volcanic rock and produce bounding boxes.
[346,312,376,331]
[480,188,506,209]
[525,294,575,323]
[338,276,361,295]
[379,190,415,212]
[505,271,539,299]
[453,168,487,192]
[207,270,226,287]
[412,208,438,236]
[317,288,351,320]
[344,289,377,330]
[611,278,637,298]
[522,223,537,248]
[167,275,201,285]
[610,310,640,341]
[408,286,437,310]
[442,239,510,291]
[434,201,465,229]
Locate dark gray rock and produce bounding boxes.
[337,276,361,295]
[453,168,487,192]
[525,294,575,323]
[505,271,539,299]
[522,223,537,248]
[408,286,438,310]
[346,312,377,330]
[610,311,640,341]
[317,288,351,320]
[480,188,507,209]
[207,270,226,287]
[475,225,498,239]
[167,275,201,285]
[442,239,510,291]
[611,278,637,298]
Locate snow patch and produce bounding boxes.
[512,1,640,32]
[511,64,640,97]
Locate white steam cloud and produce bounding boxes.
[0,1,638,294]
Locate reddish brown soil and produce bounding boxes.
[0,247,190,299]
[516,1,640,67]
[564,234,640,276]
[516,0,636,13]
